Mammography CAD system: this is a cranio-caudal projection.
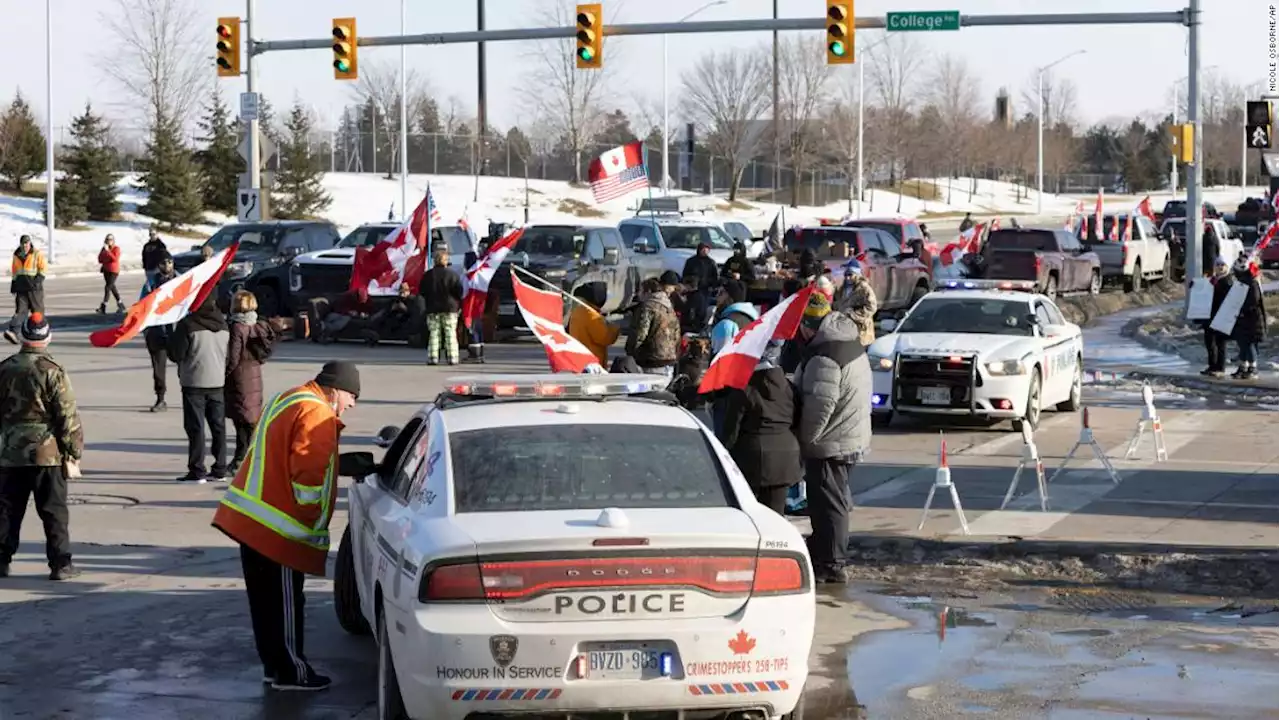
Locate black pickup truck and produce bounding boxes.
[979,228,1102,299]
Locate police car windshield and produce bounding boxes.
[898,297,1034,336]
[449,424,731,512]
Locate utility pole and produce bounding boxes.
[246,0,261,194]
[45,0,54,263]
[399,0,408,220]
[1186,0,1203,282]
[476,0,487,201]
[772,0,780,199]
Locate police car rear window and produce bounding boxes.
[448,424,731,512]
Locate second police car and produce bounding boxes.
[867,280,1084,431]
[332,375,814,720]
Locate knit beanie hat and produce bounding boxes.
[22,312,50,344]
[802,291,831,330]
[315,360,361,398]
[1232,252,1251,273]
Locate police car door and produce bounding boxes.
[1034,300,1077,403]
[368,416,433,612]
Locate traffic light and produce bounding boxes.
[216,18,240,78]
[1170,123,1195,164]
[332,18,358,80]
[826,0,854,65]
[575,4,603,70]
[1246,100,1273,150]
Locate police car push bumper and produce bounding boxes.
[872,357,1036,419]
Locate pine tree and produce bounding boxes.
[0,91,47,192]
[61,103,119,221]
[273,102,330,219]
[194,88,244,214]
[139,113,204,227]
[49,171,88,227]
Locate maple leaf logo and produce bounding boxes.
[728,629,756,655]
[731,316,764,346]
[154,275,195,316]
[532,321,572,346]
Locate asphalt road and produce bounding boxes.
[0,281,1274,718]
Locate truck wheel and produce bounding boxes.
[1159,254,1172,286]
[909,282,929,309]
[254,284,282,318]
[1088,269,1101,295]
[1012,371,1042,433]
[335,527,371,636]
[1043,275,1058,300]
[1124,261,1143,293]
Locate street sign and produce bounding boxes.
[239,91,259,121]
[237,130,276,169]
[886,10,961,32]
[237,189,262,222]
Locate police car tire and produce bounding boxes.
[1012,372,1042,433]
[335,528,372,636]
[1056,358,1083,412]
[378,610,411,720]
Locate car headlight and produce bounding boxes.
[225,261,254,279]
[868,353,894,371]
[985,359,1027,376]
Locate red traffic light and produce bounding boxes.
[217,23,233,39]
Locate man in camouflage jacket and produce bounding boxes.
[835,268,878,346]
[0,313,83,580]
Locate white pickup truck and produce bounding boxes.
[1078,214,1172,293]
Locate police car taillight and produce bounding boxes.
[418,553,810,603]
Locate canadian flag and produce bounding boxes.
[989,217,1001,233]
[461,226,525,329]
[1123,212,1134,242]
[699,286,814,394]
[510,270,603,373]
[939,222,984,267]
[90,242,241,348]
[1094,188,1104,240]
[1253,192,1278,255]
[1066,200,1085,231]
[350,188,434,297]
[1135,196,1156,222]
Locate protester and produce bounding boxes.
[141,227,168,287]
[959,212,974,232]
[225,291,276,474]
[212,361,359,691]
[720,242,756,283]
[708,280,760,435]
[1201,225,1219,277]
[97,234,124,315]
[794,292,872,584]
[834,264,879,346]
[1199,256,1233,378]
[139,253,178,411]
[0,314,83,581]
[625,277,680,378]
[168,293,229,483]
[778,278,806,375]
[719,340,800,514]
[6,235,46,346]
[1229,253,1266,380]
[419,250,464,365]
[368,283,422,345]
[681,243,719,331]
[796,248,824,284]
[567,282,618,367]
[317,288,373,343]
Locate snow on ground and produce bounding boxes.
[0,171,1270,274]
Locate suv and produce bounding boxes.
[617,216,738,274]
[490,224,662,332]
[174,220,340,317]
[783,226,932,313]
[287,222,473,309]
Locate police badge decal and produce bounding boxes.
[489,634,518,667]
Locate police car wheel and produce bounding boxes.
[1056,358,1082,412]
[1012,371,1042,433]
[378,610,411,720]
[335,528,372,636]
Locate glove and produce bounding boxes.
[63,459,82,479]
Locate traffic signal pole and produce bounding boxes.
[1186,0,1202,281]
[246,0,262,194]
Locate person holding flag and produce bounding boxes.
[718,339,800,514]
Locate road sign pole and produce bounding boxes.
[1186,0,1202,282]
[246,0,261,195]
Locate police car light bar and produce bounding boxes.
[939,279,1038,293]
[444,374,669,399]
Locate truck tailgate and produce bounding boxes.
[983,250,1040,281]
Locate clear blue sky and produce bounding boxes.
[4,0,1271,134]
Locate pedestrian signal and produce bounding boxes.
[1246,100,1272,150]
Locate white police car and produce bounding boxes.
[333,375,814,720]
[867,280,1084,431]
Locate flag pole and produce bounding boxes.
[510,263,598,314]
[643,143,660,245]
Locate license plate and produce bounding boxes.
[498,302,516,316]
[580,643,667,681]
[918,387,951,405]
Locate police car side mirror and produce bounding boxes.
[338,451,377,479]
[373,425,400,449]
[878,318,897,333]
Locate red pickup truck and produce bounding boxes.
[980,228,1102,299]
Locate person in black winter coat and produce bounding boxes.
[141,253,178,411]
[1228,254,1267,379]
[1199,256,1233,377]
[140,228,169,287]
[796,248,824,283]
[720,242,756,283]
[419,251,465,365]
[682,243,719,332]
[719,341,800,514]
[1200,226,1219,277]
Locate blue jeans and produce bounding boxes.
[1238,340,1257,365]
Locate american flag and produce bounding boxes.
[426,185,443,224]
[588,141,650,203]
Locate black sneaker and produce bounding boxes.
[177,473,208,484]
[1199,368,1214,376]
[1241,369,1258,380]
[150,399,167,413]
[271,673,332,692]
[49,563,82,581]
[207,469,229,483]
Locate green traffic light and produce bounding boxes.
[334,59,350,72]
[829,41,845,56]
[578,47,594,62]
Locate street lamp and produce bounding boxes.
[662,0,725,196]
[855,34,891,218]
[1036,49,1085,215]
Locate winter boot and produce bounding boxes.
[116,302,127,314]
[1231,365,1247,379]
[96,303,107,314]
[1241,363,1258,380]
[150,396,167,413]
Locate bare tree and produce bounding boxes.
[99,0,206,128]
[865,34,926,191]
[350,60,431,179]
[679,49,770,201]
[1019,70,1080,131]
[819,71,861,212]
[775,35,830,208]
[927,54,981,201]
[519,0,615,184]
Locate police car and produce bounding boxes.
[867,280,1084,431]
[333,374,813,720]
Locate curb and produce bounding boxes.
[1119,317,1280,394]
[846,534,1278,559]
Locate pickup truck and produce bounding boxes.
[845,217,936,272]
[1077,214,1171,292]
[489,224,662,333]
[980,228,1101,299]
[1160,217,1245,280]
[1155,199,1221,226]
[781,225,932,314]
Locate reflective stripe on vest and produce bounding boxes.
[224,389,336,550]
[12,253,41,277]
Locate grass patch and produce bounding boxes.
[916,210,968,220]
[557,198,607,218]
[875,180,942,203]
[715,200,755,212]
